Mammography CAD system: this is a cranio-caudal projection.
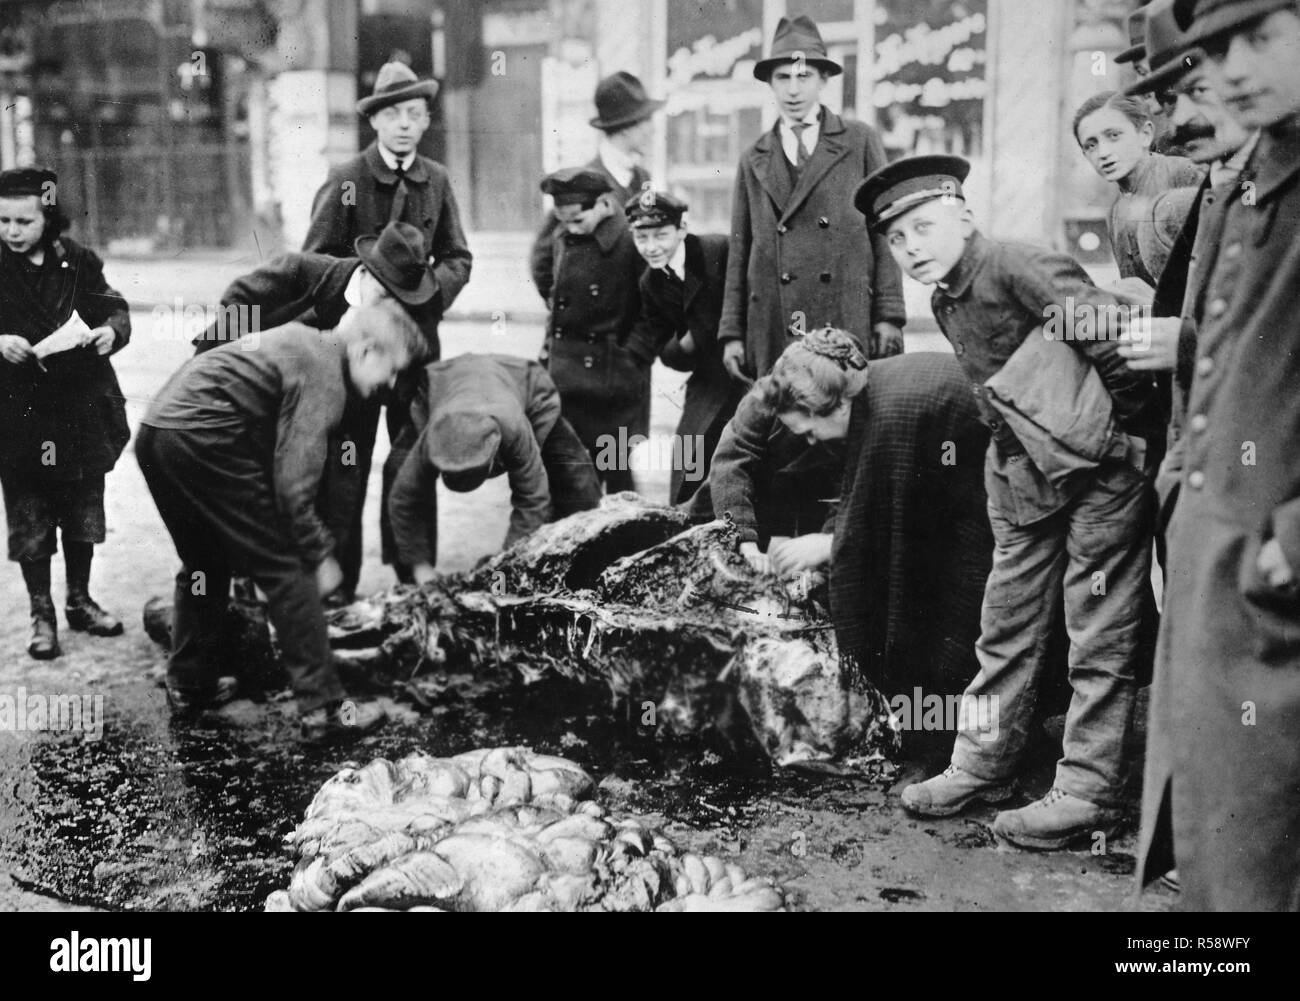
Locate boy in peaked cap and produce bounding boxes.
[529,167,654,494]
[626,190,741,504]
[302,60,473,600]
[866,156,1162,851]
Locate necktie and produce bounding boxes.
[663,264,681,284]
[390,163,408,223]
[791,123,812,168]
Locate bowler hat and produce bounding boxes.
[357,61,439,117]
[1173,0,1295,47]
[0,166,56,198]
[625,190,687,228]
[1126,0,1202,94]
[1117,5,1151,64]
[855,154,971,231]
[541,167,613,206]
[589,72,665,132]
[754,15,843,82]
[354,222,437,306]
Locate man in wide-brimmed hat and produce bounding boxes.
[301,60,472,597]
[718,15,906,385]
[189,221,444,598]
[1130,0,1300,911]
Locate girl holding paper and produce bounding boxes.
[0,167,131,659]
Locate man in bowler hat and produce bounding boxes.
[301,61,473,597]
[719,15,906,385]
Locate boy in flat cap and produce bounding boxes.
[719,15,906,386]
[387,354,601,580]
[1135,0,1300,910]
[191,220,442,595]
[530,167,653,493]
[627,190,741,504]
[865,156,1162,850]
[0,166,131,660]
[302,61,473,598]
[136,303,426,739]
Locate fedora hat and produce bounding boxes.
[1173,0,1294,47]
[354,222,436,306]
[357,61,439,117]
[754,15,843,82]
[1125,0,1202,94]
[1116,5,1150,64]
[589,72,665,132]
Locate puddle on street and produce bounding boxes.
[0,670,887,911]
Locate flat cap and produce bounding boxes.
[427,410,501,477]
[0,166,57,198]
[540,167,613,207]
[855,154,971,231]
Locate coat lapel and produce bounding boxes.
[682,234,704,313]
[749,125,793,215]
[780,109,850,224]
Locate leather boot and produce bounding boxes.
[28,596,60,660]
[66,593,125,636]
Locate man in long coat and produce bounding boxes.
[301,61,472,596]
[719,15,906,383]
[1137,0,1300,911]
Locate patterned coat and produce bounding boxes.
[829,353,992,695]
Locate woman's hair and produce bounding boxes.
[1072,91,1152,144]
[758,327,870,417]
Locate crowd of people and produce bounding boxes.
[0,0,1296,910]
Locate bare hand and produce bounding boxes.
[88,326,116,356]
[678,332,697,355]
[411,561,437,586]
[871,322,904,359]
[739,541,771,575]
[1258,538,1295,589]
[722,340,753,388]
[768,533,833,576]
[0,335,35,365]
[315,557,344,599]
[1118,316,1180,372]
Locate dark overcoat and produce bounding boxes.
[301,141,472,324]
[639,233,744,503]
[0,238,130,483]
[191,252,440,358]
[1137,121,1300,911]
[529,208,653,453]
[828,353,992,695]
[718,108,906,377]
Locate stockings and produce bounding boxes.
[20,538,95,611]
